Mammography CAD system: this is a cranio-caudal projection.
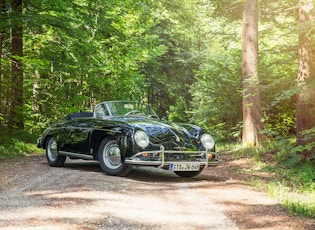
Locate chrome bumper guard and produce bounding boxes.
[125,146,218,168]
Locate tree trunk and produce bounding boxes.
[296,0,315,161]
[0,0,9,135]
[0,33,2,135]
[242,0,266,147]
[10,0,23,130]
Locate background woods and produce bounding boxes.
[0,0,314,162]
[296,0,315,160]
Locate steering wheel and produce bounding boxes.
[124,110,140,116]
[148,115,158,119]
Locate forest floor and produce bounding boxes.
[0,153,314,230]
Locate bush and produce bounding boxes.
[0,131,43,159]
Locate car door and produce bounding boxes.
[61,119,92,154]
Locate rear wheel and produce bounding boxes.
[98,138,131,176]
[46,137,66,167]
[174,168,204,178]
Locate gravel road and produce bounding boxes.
[0,154,314,230]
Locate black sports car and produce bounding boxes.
[37,101,218,178]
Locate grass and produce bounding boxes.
[219,140,315,218]
[268,182,315,218]
[0,131,44,159]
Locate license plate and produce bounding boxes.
[169,162,200,171]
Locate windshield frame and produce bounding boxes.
[94,101,157,118]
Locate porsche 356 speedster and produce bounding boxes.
[37,101,218,178]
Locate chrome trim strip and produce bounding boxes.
[59,151,94,160]
[133,150,208,155]
[125,160,161,166]
[47,126,121,133]
[124,159,213,166]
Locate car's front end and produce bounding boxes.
[123,120,218,173]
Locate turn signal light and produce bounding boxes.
[208,153,213,159]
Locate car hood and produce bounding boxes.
[110,117,203,143]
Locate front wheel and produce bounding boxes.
[174,168,204,178]
[98,138,131,176]
[46,137,66,167]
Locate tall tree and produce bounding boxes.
[296,0,315,160]
[1,0,14,134]
[242,0,266,146]
[0,0,7,135]
[10,0,23,130]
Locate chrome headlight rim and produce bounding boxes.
[134,130,150,148]
[201,133,215,150]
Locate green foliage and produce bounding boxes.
[267,159,315,218]
[273,132,315,164]
[227,141,275,160]
[223,141,315,218]
[190,48,243,139]
[268,182,315,218]
[258,3,298,139]
[144,0,210,118]
[0,0,302,140]
[263,113,295,138]
[187,0,298,141]
[20,0,166,132]
[167,96,191,122]
[0,131,43,159]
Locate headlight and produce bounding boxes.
[134,130,150,148]
[201,133,215,149]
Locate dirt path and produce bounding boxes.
[0,154,314,230]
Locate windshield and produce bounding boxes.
[94,101,157,117]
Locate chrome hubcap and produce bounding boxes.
[48,139,58,160]
[104,143,122,169]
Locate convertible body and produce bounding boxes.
[37,101,218,177]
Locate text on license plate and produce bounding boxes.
[169,163,200,171]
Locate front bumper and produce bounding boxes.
[124,146,218,169]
